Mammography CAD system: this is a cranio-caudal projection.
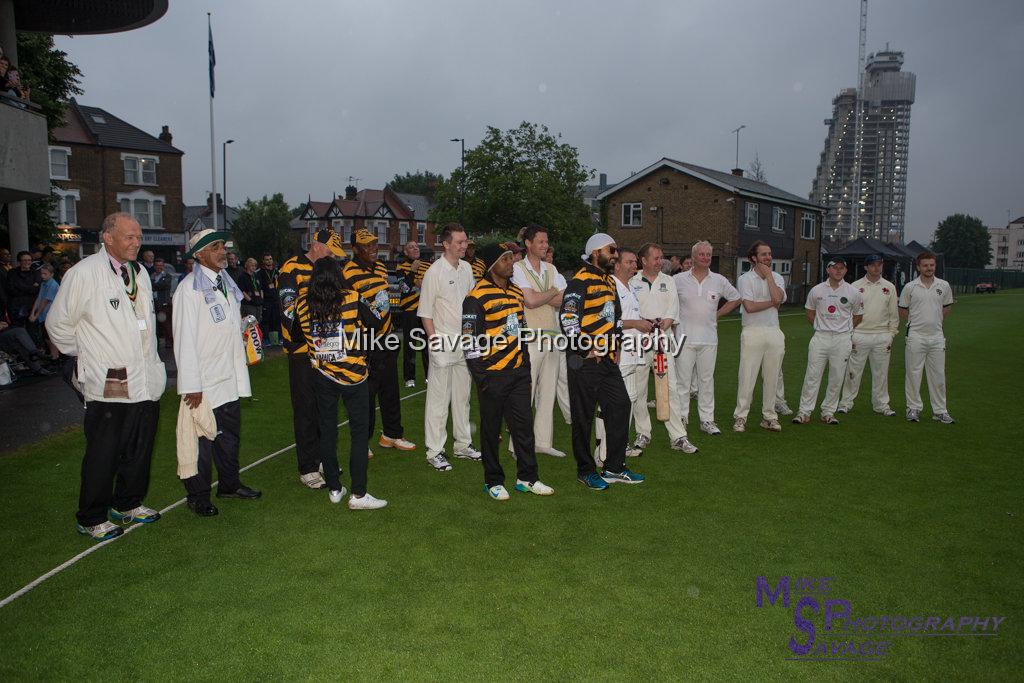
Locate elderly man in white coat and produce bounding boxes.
[46,212,167,541]
[173,229,261,517]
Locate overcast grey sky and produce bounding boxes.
[56,0,1024,242]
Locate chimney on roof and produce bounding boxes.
[206,192,224,212]
[159,125,173,144]
[599,173,607,190]
[345,185,357,200]
[731,168,744,177]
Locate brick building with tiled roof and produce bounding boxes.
[294,185,438,264]
[49,99,184,258]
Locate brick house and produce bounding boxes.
[49,99,184,258]
[294,186,437,264]
[597,158,824,301]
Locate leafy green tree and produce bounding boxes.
[0,33,83,247]
[389,170,444,200]
[430,122,594,270]
[231,194,296,262]
[929,214,992,268]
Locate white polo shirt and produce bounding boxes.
[417,255,476,365]
[674,270,740,345]
[805,280,864,333]
[615,274,645,366]
[737,269,788,328]
[852,276,899,334]
[629,271,679,323]
[899,276,953,338]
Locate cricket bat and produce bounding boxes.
[654,334,670,422]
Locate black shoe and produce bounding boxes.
[216,484,262,500]
[187,500,219,517]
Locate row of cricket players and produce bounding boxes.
[496,236,955,465]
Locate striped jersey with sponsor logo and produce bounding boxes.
[559,262,622,362]
[395,257,431,312]
[462,276,528,374]
[295,289,369,385]
[278,254,315,354]
[341,258,393,334]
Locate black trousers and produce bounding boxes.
[367,345,403,440]
[288,351,321,475]
[312,371,370,496]
[79,400,160,526]
[476,365,538,487]
[184,400,242,503]
[401,310,429,382]
[568,358,629,476]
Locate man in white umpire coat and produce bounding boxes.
[173,229,261,517]
[46,212,166,541]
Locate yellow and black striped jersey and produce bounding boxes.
[461,276,528,375]
[278,254,314,354]
[559,262,622,362]
[341,258,393,334]
[395,257,430,312]
[466,256,486,281]
[295,289,369,385]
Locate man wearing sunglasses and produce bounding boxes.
[559,233,645,490]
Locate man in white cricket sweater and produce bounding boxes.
[628,243,696,453]
[792,257,863,425]
[838,254,899,416]
[899,251,955,424]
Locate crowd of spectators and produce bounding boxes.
[0,47,31,104]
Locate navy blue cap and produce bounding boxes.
[864,254,884,264]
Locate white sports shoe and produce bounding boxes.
[536,446,566,458]
[427,454,453,471]
[404,379,415,388]
[646,400,656,408]
[733,417,746,433]
[515,480,554,495]
[877,407,896,417]
[700,421,721,436]
[671,437,699,453]
[775,402,794,416]
[633,434,651,450]
[932,412,956,424]
[454,445,482,460]
[348,492,388,510]
[486,485,510,501]
[625,446,643,458]
[300,471,326,489]
[328,487,348,504]
[906,409,920,422]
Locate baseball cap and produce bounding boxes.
[826,256,847,268]
[864,254,884,265]
[313,229,347,259]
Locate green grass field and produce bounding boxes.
[1,291,1022,680]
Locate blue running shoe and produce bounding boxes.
[109,505,161,524]
[577,473,609,491]
[601,468,646,485]
[76,521,125,541]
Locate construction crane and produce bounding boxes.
[850,0,867,238]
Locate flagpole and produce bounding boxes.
[208,12,218,230]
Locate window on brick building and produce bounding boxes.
[417,222,427,245]
[376,220,389,243]
[342,219,353,243]
[118,191,164,229]
[621,203,643,227]
[51,189,80,226]
[49,147,71,180]
[123,154,158,185]
[772,207,785,232]
[744,202,759,229]
[801,214,816,240]
[399,222,409,245]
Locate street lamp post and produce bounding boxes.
[450,137,465,225]
[222,139,234,228]
[731,125,746,170]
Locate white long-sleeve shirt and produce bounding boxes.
[851,276,899,334]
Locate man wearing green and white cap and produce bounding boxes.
[173,229,261,517]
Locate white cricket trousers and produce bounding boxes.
[556,351,571,424]
[904,334,947,414]
[527,340,560,448]
[423,356,472,458]
[797,331,853,416]
[596,361,645,464]
[675,343,718,424]
[734,326,785,421]
[630,353,687,441]
[839,331,894,412]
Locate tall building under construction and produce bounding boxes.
[811,50,916,244]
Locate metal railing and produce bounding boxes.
[943,267,1024,294]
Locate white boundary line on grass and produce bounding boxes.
[0,388,427,610]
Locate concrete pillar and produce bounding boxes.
[0,0,31,255]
